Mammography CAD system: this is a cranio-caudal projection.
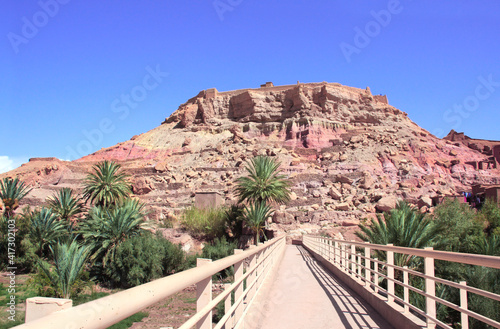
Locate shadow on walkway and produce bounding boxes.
[296,245,392,329]
[255,245,393,329]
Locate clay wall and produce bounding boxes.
[494,145,500,165]
[29,157,58,162]
[205,88,218,99]
[373,95,388,104]
[195,191,224,209]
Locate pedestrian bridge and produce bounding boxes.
[15,236,500,329]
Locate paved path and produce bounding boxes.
[255,245,394,329]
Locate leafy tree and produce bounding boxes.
[356,201,439,268]
[80,199,147,266]
[224,205,245,240]
[473,235,500,256]
[83,160,131,208]
[103,232,186,288]
[432,199,484,253]
[29,208,68,257]
[235,156,290,205]
[47,188,84,222]
[202,236,238,279]
[0,211,36,272]
[243,201,273,244]
[38,240,91,299]
[0,177,32,218]
[479,199,500,236]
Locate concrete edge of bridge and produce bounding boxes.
[302,242,426,329]
[242,239,288,329]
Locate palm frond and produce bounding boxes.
[47,188,84,221]
[0,177,32,217]
[83,160,131,208]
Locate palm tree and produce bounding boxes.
[29,208,68,256]
[235,156,291,205]
[47,188,84,222]
[82,160,131,208]
[0,177,32,218]
[356,201,439,268]
[80,199,147,265]
[243,201,273,245]
[38,239,91,299]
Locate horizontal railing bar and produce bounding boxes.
[337,252,500,328]
[312,236,500,269]
[391,264,500,302]
[14,236,285,329]
[306,236,500,329]
[213,245,279,329]
[329,243,500,303]
[179,258,263,329]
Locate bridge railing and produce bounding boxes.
[15,235,286,329]
[303,235,500,329]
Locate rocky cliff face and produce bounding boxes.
[4,82,500,240]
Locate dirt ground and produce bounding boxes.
[1,273,223,329]
[130,286,198,329]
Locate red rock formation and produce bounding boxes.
[2,82,499,237]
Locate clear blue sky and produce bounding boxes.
[1,1,499,172]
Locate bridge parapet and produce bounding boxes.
[15,236,286,329]
[303,235,500,329]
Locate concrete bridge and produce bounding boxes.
[15,236,500,329]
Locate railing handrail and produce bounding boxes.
[303,235,500,329]
[313,236,500,269]
[14,236,286,329]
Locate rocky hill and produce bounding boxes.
[4,81,500,240]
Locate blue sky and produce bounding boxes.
[1,1,499,173]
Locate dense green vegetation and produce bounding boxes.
[357,199,500,329]
[180,206,228,239]
[0,161,194,328]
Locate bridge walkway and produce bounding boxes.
[253,244,394,329]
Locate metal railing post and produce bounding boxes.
[233,249,244,328]
[351,242,356,277]
[247,246,257,302]
[387,244,394,305]
[341,243,346,270]
[364,247,371,287]
[403,266,409,313]
[357,253,362,279]
[424,247,436,329]
[335,241,339,265]
[256,243,263,289]
[460,281,469,329]
[374,258,379,293]
[223,283,232,329]
[196,258,212,329]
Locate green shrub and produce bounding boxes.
[0,210,38,272]
[202,236,236,260]
[104,232,187,288]
[181,206,227,239]
[479,198,500,236]
[432,199,484,253]
[202,236,237,280]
